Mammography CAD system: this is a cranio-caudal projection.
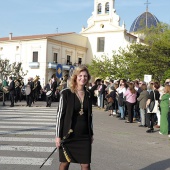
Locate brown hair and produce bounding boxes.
[164,85,170,94]
[154,82,160,90]
[128,82,136,94]
[141,84,147,91]
[69,65,91,93]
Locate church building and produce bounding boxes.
[0,0,158,85]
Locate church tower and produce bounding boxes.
[81,0,124,34]
[81,0,137,63]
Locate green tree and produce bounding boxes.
[88,23,170,82]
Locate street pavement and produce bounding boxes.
[0,101,170,170]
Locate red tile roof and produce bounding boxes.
[0,32,75,41]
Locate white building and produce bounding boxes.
[81,0,137,61]
[0,0,138,85]
[0,33,88,86]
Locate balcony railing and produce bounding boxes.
[48,62,58,69]
[29,62,40,68]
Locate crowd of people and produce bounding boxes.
[0,74,67,107]
[89,78,170,137]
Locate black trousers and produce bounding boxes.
[46,96,52,106]
[126,101,135,123]
[26,94,33,106]
[9,93,14,106]
[146,113,156,129]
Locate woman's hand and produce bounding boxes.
[55,137,61,148]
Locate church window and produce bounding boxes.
[97,37,105,52]
[33,51,38,62]
[98,3,102,14]
[105,2,109,14]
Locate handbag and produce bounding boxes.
[147,91,158,113]
[94,90,98,97]
[107,97,114,103]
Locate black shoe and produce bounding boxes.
[146,128,154,133]
[119,118,125,120]
[46,105,49,107]
[139,125,145,127]
[10,105,14,107]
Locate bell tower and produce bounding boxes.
[81,0,122,33]
[94,0,115,16]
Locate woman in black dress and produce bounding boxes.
[55,66,94,170]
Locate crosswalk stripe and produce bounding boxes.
[1,112,56,116]
[0,145,55,152]
[0,130,55,136]
[0,121,55,125]
[0,105,57,167]
[0,118,55,122]
[0,131,55,135]
[1,107,57,112]
[0,115,56,118]
[0,157,53,166]
[0,137,54,143]
[0,125,55,129]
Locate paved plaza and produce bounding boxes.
[0,101,170,170]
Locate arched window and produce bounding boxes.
[105,2,109,14]
[98,3,102,14]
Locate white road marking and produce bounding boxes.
[0,125,55,129]
[0,115,56,118]
[0,118,55,122]
[0,157,53,166]
[0,130,55,135]
[0,121,55,125]
[0,145,55,152]
[0,137,54,143]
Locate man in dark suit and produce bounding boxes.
[8,76,15,107]
[51,75,58,101]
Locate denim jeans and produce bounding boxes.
[99,94,104,108]
[140,108,146,126]
[119,105,125,118]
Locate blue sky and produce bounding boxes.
[0,0,169,37]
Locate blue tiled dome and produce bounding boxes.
[129,12,160,33]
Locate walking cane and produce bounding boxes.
[40,129,73,169]
[39,147,58,169]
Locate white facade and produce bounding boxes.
[0,0,138,85]
[81,0,137,62]
[0,33,87,87]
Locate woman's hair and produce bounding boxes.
[69,65,91,93]
[154,82,160,90]
[128,82,136,94]
[164,85,170,94]
[141,84,147,91]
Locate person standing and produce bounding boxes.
[117,80,127,119]
[124,82,137,123]
[146,82,160,133]
[55,66,93,170]
[26,77,34,107]
[137,84,149,127]
[8,76,15,107]
[44,79,53,107]
[159,85,170,135]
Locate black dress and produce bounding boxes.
[59,92,92,163]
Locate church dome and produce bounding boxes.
[129,12,160,33]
